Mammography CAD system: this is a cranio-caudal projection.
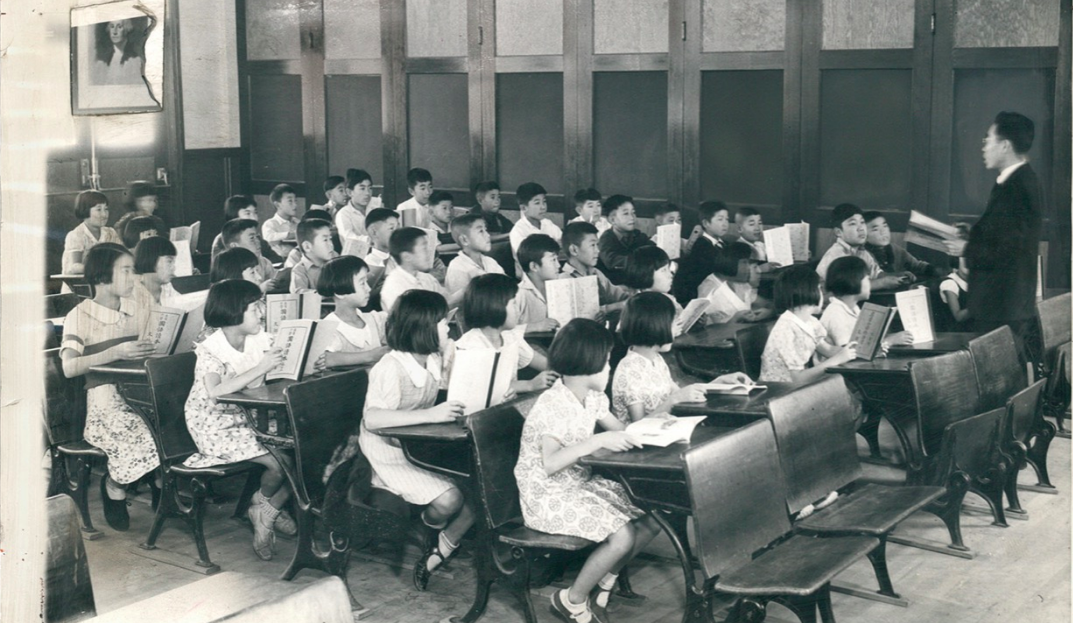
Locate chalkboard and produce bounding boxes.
[249,74,304,182]
[326,75,384,182]
[407,73,470,189]
[593,71,668,199]
[496,73,564,196]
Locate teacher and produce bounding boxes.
[945,111,1043,361]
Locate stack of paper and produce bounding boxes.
[762,227,795,267]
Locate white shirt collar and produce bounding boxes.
[996,160,1027,184]
[783,309,818,335]
[948,271,968,290]
[388,350,442,388]
[827,296,860,318]
[703,232,724,248]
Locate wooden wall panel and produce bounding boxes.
[496,0,564,56]
[496,73,565,195]
[324,0,382,60]
[702,0,785,52]
[245,0,301,60]
[248,74,305,182]
[406,0,468,58]
[822,0,915,50]
[593,0,669,54]
[325,75,384,181]
[181,0,240,149]
[592,71,668,199]
[955,0,1060,48]
[407,73,470,189]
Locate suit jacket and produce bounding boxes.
[964,163,1043,323]
[597,228,655,284]
[672,236,744,304]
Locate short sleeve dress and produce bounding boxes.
[514,380,642,542]
[323,310,388,353]
[611,349,679,425]
[182,329,274,468]
[759,310,828,383]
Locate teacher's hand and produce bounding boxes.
[944,238,967,257]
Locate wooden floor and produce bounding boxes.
[82,435,1071,623]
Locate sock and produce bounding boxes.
[559,588,588,614]
[594,573,618,607]
[427,531,458,571]
[105,477,127,501]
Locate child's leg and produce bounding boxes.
[414,488,476,589]
[248,452,292,509]
[565,522,635,606]
[589,515,661,609]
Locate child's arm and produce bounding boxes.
[61,339,157,379]
[364,401,465,431]
[786,344,856,384]
[261,220,291,243]
[540,430,640,476]
[513,370,560,394]
[204,348,283,398]
[323,345,390,369]
[61,231,85,274]
[871,272,912,290]
[942,290,970,322]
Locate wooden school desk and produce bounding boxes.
[671,381,806,427]
[886,332,980,357]
[377,421,472,479]
[672,321,760,378]
[88,359,153,415]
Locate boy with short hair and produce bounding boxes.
[597,194,654,284]
[362,207,400,298]
[445,212,505,298]
[290,219,337,293]
[471,181,513,234]
[672,200,751,303]
[427,190,456,245]
[569,188,611,234]
[862,211,940,282]
[733,207,769,262]
[561,221,629,316]
[312,175,348,218]
[336,168,378,243]
[509,182,562,255]
[222,218,280,293]
[379,227,459,312]
[395,167,434,227]
[211,195,282,263]
[815,203,909,290]
[651,202,696,255]
[515,234,562,333]
[262,183,301,259]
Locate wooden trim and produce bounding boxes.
[562,0,584,193]
[404,57,469,73]
[782,0,805,222]
[250,180,307,195]
[818,49,914,69]
[235,0,252,195]
[324,59,383,75]
[576,0,594,187]
[667,0,685,207]
[467,0,485,185]
[798,0,822,220]
[1052,0,1072,287]
[300,2,327,205]
[698,52,785,71]
[677,0,704,208]
[910,0,936,219]
[245,60,304,74]
[181,148,244,157]
[927,0,955,218]
[381,0,408,206]
[591,54,670,71]
[477,0,497,181]
[164,0,185,224]
[494,56,565,72]
[951,47,1059,68]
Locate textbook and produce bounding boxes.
[905,210,959,254]
[676,298,711,335]
[417,227,440,266]
[145,304,205,357]
[655,223,682,260]
[849,302,896,361]
[341,236,370,259]
[266,319,339,382]
[701,276,750,324]
[546,275,600,325]
[170,221,201,250]
[447,347,519,415]
[625,416,706,447]
[894,287,935,344]
[786,222,810,262]
[398,206,421,228]
[701,382,766,395]
[266,292,322,334]
[172,239,194,277]
[762,226,795,267]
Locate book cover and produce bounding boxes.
[786,222,810,262]
[849,302,895,361]
[172,304,205,355]
[895,288,935,344]
[145,306,188,356]
[170,221,201,250]
[172,239,194,277]
[762,226,795,267]
[702,276,749,324]
[905,211,959,254]
[701,382,766,395]
[546,275,600,325]
[904,229,952,253]
[266,292,322,334]
[399,206,421,228]
[341,236,370,259]
[676,298,711,335]
[656,223,682,260]
[266,319,339,382]
[447,346,519,415]
[625,416,706,447]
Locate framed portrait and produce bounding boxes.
[70,0,164,115]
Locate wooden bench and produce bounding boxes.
[735,322,771,380]
[682,420,879,623]
[47,495,96,622]
[1036,292,1071,433]
[1002,380,1055,507]
[968,326,1027,413]
[171,272,212,294]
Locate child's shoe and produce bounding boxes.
[551,589,597,623]
[248,493,277,560]
[275,508,298,538]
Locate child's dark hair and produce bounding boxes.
[317,255,369,298]
[74,190,108,219]
[830,203,863,228]
[623,246,671,290]
[698,200,729,223]
[620,292,675,347]
[270,184,297,204]
[205,279,263,328]
[517,234,560,274]
[389,227,429,262]
[125,181,156,213]
[654,202,679,218]
[297,218,332,249]
[450,212,485,244]
[603,194,633,217]
[83,243,130,286]
[346,168,373,189]
[735,206,760,221]
[862,210,884,224]
[562,221,599,255]
[224,195,257,220]
[302,208,333,222]
[323,175,345,195]
[406,167,433,188]
[222,218,258,246]
[365,208,399,231]
[549,319,613,376]
[774,264,822,311]
[211,247,259,283]
[993,111,1034,154]
[474,181,499,195]
[133,236,176,275]
[386,289,447,354]
[122,215,160,249]
[573,188,601,206]
[516,182,547,205]
[429,190,453,206]
[825,256,869,297]
[463,273,518,329]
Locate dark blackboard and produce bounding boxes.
[496,73,565,196]
[700,70,784,207]
[326,75,384,183]
[593,71,668,199]
[248,74,304,182]
[407,73,470,189]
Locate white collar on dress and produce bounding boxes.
[388,350,441,388]
[83,297,137,324]
[827,296,860,318]
[783,309,818,335]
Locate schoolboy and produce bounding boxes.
[427,190,456,245]
[379,227,461,313]
[515,234,561,333]
[650,202,696,255]
[336,168,378,243]
[862,211,940,282]
[283,209,336,268]
[290,219,337,293]
[362,207,400,298]
[733,207,769,263]
[568,188,611,234]
[444,212,505,298]
[261,183,301,259]
[312,175,349,218]
[560,221,628,316]
[222,218,280,293]
[672,200,750,303]
[211,195,282,263]
[471,181,514,234]
[815,203,909,290]
[395,167,434,227]
[509,182,562,255]
[597,194,654,284]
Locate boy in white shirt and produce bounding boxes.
[395,167,433,228]
[509,182,562,256]
[379,227,463,313]
[261,184,300,259]
[444,212,505,298]
[336,168,382,244]
[568,188,611,234]
[311,175,348,219]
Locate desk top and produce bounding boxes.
[218,380,295,409]
[671,382,803,418]
[580,425,735,473]
[89,359,148,378]
[377,421,470,443]
[672,322,755,350]
[886,332,980,357]
[828,358,920,377]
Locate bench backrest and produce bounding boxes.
[468,393,541,531]
[968,326,1027,412]
[144,352,199,464]
[910,350,980,457]
[283,370,369,510]
[46,292,81,319]
[765,375,862,515]
[44,348,87,448]
[736,323,772,380]
[684,420,789,580]
[171,273,212,294]
[1038,293,1072,355]
[47,495,96,622]
[1007,379,1046,444]
[943,407,1005,475]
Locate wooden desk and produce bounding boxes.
[672,321,757,378]
[377,421,472,479]
[89,359,152,412]
[671,382,804,427]
[887,333,979,357]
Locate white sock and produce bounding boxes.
[426,532,458,571]
[595,573,617,607]
[559,588,588,614]
[105,477,126,501]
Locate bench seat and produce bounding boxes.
[715,534,879,597]
[497,522,594,551]
[55,441,105,458]
[796,484,945,535]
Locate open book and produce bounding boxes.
[341,236,370,259]
[170,222,200,278]
[905,210,960,254]
[418,227,440,266]
[786,222,810,262]
[398,206,422,228]
[546,275,600,325]
[145,304,205,357]
[894,287,934,344]
[170,221,201,249]
[849,303,896,361]
[762,227,795,267]
[676,298,711,335]
[266,319,339,382]
[447,347,519,415]
[266,292,322,334]
[699,275,750,324]
[625,416,706,447]
[655,223,682,260]
[700,381,766,395]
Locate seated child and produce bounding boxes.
[569,188,611,234]
[314,255,390,368]
[211,195,282,263]
[396,167,434,227]
[358,290,474,590]
[515,234,562,333]
[613,292,753,423]
[380,227,456,313]
[121,215,162,250]
[940,258,971,330]
[651,202,696,256]
[760,265,857,383]
[733,207,779,270]
[426,190,456,245]
[311,174,349,218]
[820,256,911,360]
[363,207,400,297]
[184,279,295,560]
[62,190,121,274]
[114,181,167,240]
[509,182,562,255]
[211,247,264,285]
[514,319,662,622]
[561,221,629,318]
[471,181,514,234]
[672,200,750,304]
[863,211,940,282]
[130,236,180,334]
[290,218,337,293]
[261,183,300,259]
[284,209,336,268]
[815,203,909,290]
[444,212,505,298]
[61,243,159,530]
[335,168,377,243]
[597,194,655,284]
[221,218,280,292]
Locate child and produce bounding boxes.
[672,200,749,304]
[211,247,263,285]
[290,218,337,293]
[114,180,167,240]
[471,181,513,234]
[121,215,161,250]
[597,194,655,284]
[733,207,773,265]
[336,168,380,243]
[283,209,336,268]
[396,167,434,227]
[454,273,557,396]
[62,190,122,274]
[363,207,399,295]
[863,211,940,282]
[613,292,752,423]
[211,195,281,263]
[60,243,159,531]
[651,202,696,255]
[760,265,857,383]
[569,188,611,234]
[939,258,971,330]
[359,289,473,590]
[312,174,349,218]
[261,183,300,259]
[444,212,505,298]
[221,219,279,292]
[184,279,295,560]
[815,203,909,290]
[515,234,562,333]
[509,182,562,255]
[820,256,912,359]
[315,255,390,368]
[514,319,662,622]
[130,236,180,333]
[561,221,629,317]
[426,190,456,245]
[380,227,457,313]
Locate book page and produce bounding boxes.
[676,298,711,336]
[546,275,599,325]
[447,346,520,415]
[625,416,707,447]
[909,210,959,240]
[700,382,766,395]
[173,304,205,355]
[786,222,810,262]
[301,292,323,320]
[267,320,315,381]
[762,226,795,267]
[266,294,299,334]
[895,288,934,343]
[399,206,420,228]
[704,278,749,323]
[173,239,193,277]
[849,303,893,361]
[342,236,370,259]
[145,306,186,356]
[656,223,682,260]
[904,229,951,254]
[302,320,339,377]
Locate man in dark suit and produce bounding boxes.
[946,111,1043,361]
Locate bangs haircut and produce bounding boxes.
[386,289,447,355]
[830,203,863,228]
[549,319,613,376]
[515,182,547,205]
[623,245,670,290]
[463,273,518,329]
[323,175,345,193]
[224,195,257,220]
[74,190,108,219]
[862,210,884,224]
[346,168,373,189]
[204,279,263,328]
[297,218,331,247]
[125,181,156,212]
[122,215,160,249]
[429,190,453,205]
[563,221,599,253]
[698,200,729,223]
[993,111,1034,154]
[365,208,399,230]
[517,234,560,274]
[774,264,822,311]
[389,227,428,262]
[450,212,484,243]
[620,292,675,347]
[210,247,259,283]
[474,181,499,195]
[825,256,869,296]
[654,202,679,218]
[317,255,368,298]
[83,243,131,286]
[602,194,633,217]
[222,218,259,245]
[406,167,433,188]
[269,183,297,204]
[133,236,177,275]
[573,187,601,205]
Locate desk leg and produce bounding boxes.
[645,510,713,623]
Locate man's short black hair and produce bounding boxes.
[270,184,297,204]
[735,206,760,220]
[549,319,613,376]
[774,264,822,311]
[386,289,447,354]
[517,234,560,274]
[450,212,485,244]
[317,255,369,298]
[346,168,373,190]
[83,243,130,287]
[516,182,547,205]
[323,175,345,194]
[573,188,601,205]
[365,208,399,230]
[210,247,259,283]
[406,167,433,188]
[862,211,884,224]
[562,221,599,255]
[698,200,729,223]
[993,111,1035,155]
[224,195,257,220]
[133,235,176,275]
[462,273,518,330]
[297,218,332,249]
[830,203,863,228]
[620,292,675,347]
[389,227,428,262]
[429,190,453,206]
[205,279,263,328]
[654,202,679,218]
[603,194,633,217]
[474,181,500,195]
[302,208,333,222]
